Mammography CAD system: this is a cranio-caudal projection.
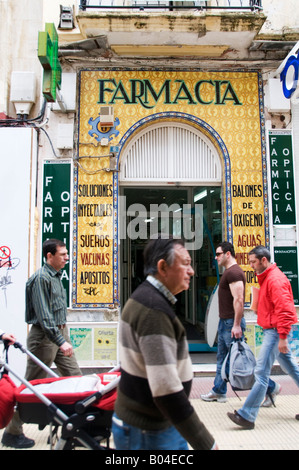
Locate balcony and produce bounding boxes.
[60,0,265,62]
[58,0,299,68]
[79,1,263,11]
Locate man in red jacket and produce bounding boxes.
[228,245,299,429]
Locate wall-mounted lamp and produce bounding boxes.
[10,71,36,119]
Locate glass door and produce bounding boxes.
[120,186,189,309]
[193,187,222,325]
[120,185,222,346]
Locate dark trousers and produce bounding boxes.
[25,325,81,380]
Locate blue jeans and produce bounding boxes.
[111,413,188,450]
[238,328,299,423]
[212,317,246,395]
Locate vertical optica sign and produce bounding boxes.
[269,130,296,225]
[42,161,71,304]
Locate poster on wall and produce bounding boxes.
[289,324,299,358]
[69,323,118,367]
[245,324,299,359]
[75,70,268,307]
[73,169,117,307]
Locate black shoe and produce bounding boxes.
[1,432,35,449]
[227,411,255,430]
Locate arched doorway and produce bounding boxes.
[118,117,226,349]
[120,121,222,182]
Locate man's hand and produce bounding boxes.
[60,341,74,357]
[231,325,243,339]
[278,338,289,354]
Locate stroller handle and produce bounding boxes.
[13,341,27,352]
[75,391,102,414]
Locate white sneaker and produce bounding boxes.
[200,391,227,403]
[261,383,282,407]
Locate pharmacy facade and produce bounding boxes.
[54,67,298,366]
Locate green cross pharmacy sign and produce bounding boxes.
[38,23,62,102]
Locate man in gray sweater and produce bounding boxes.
[112,236,217,450]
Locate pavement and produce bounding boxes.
[0,373,298,451]
[190,374,299,450]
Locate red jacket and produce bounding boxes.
[256,263,297,339]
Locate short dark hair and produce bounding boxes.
[248,245,271,262]
[143,235,185,276]
[43,239,66,259]
[217,241,235,258]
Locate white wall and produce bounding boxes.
[0,127,37,383]
[261,0,299,35]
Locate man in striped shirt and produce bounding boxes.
[112,236,217,450]
[2,239,81,448]
[24,239,81,379]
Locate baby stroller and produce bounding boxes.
[0,341,120,450]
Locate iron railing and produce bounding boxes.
[79,0,262,12]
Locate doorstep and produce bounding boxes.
[192,363,216,377]
[191,360,286,377]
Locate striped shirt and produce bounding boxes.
[115,279,215,450]
[146,275,177,305]
[25,263,67,346]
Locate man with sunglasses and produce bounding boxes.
[201,241,246,403]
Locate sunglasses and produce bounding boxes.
[215,251,224,257]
